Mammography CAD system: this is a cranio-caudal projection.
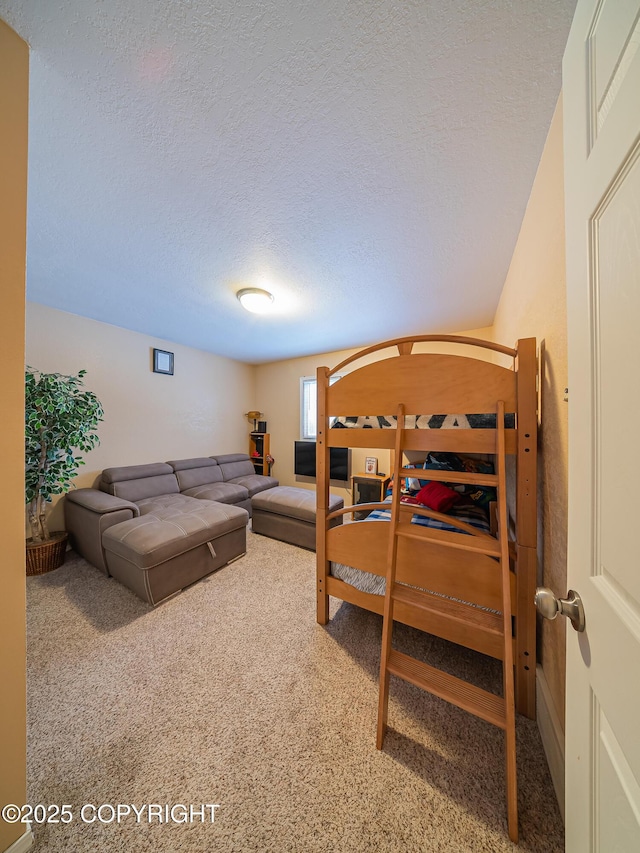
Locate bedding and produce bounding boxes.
[396,451,497,510]
[331,413,516,429]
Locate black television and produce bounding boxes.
[294,441,350,481]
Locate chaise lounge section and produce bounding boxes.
[101,496,247,606]
[251,486,344,550]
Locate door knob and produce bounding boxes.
[534,587,586,633]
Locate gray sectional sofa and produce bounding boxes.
[65,453,278,605]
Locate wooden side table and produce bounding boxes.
[351,472,391,519]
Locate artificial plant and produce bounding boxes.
[25,367,104,543]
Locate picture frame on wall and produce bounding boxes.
[365,456,378,475]
[153,348,174,375]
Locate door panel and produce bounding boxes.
[587,1,640,143]
[564,1,640,850]
[594,147,640,603]
[596,705,640,849]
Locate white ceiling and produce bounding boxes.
[2,0,576,364]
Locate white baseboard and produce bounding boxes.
[536,664,565,821]
[2,826,34,853]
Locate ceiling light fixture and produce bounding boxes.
[237,287,274,314]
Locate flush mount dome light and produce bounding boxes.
[237,287,274,314]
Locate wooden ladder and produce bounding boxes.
[376,402,518,843]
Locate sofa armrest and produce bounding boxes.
[64,489,140,575]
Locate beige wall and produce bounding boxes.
[256,346,370,506]
[255,328,494,506]
[0,19,29,853]
[492,95,568,730]
[26,303,256,531]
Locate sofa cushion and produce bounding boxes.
[167,457,217,471]
[135,493,207,516]
[66,488,140,516]
[182,482,249,505]
[102,462,174,483]
[100,463,179,503]
[213,453,250,464]
[213,454,256,481]
[227,474,279,497]
[168,458,224,491]
[102,502,248,569]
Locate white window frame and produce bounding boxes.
[300,375,342,440]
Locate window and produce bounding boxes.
[300,375,342,440]
[300,377,316,440]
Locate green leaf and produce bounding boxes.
[24,368,103,513]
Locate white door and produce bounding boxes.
[563,0,640,849]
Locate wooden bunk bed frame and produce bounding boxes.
[315,335,538,722]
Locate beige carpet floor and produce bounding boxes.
[25,529,564,852]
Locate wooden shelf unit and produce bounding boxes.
[249,432,271,475]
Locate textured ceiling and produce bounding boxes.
[1,0,576,364]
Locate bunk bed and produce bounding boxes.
[314,335,538,842]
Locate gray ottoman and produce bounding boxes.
[102,501,248,605]
[251,486,343,550]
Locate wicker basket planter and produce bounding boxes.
[26,531,69,576]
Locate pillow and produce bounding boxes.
[415,481,461,513]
